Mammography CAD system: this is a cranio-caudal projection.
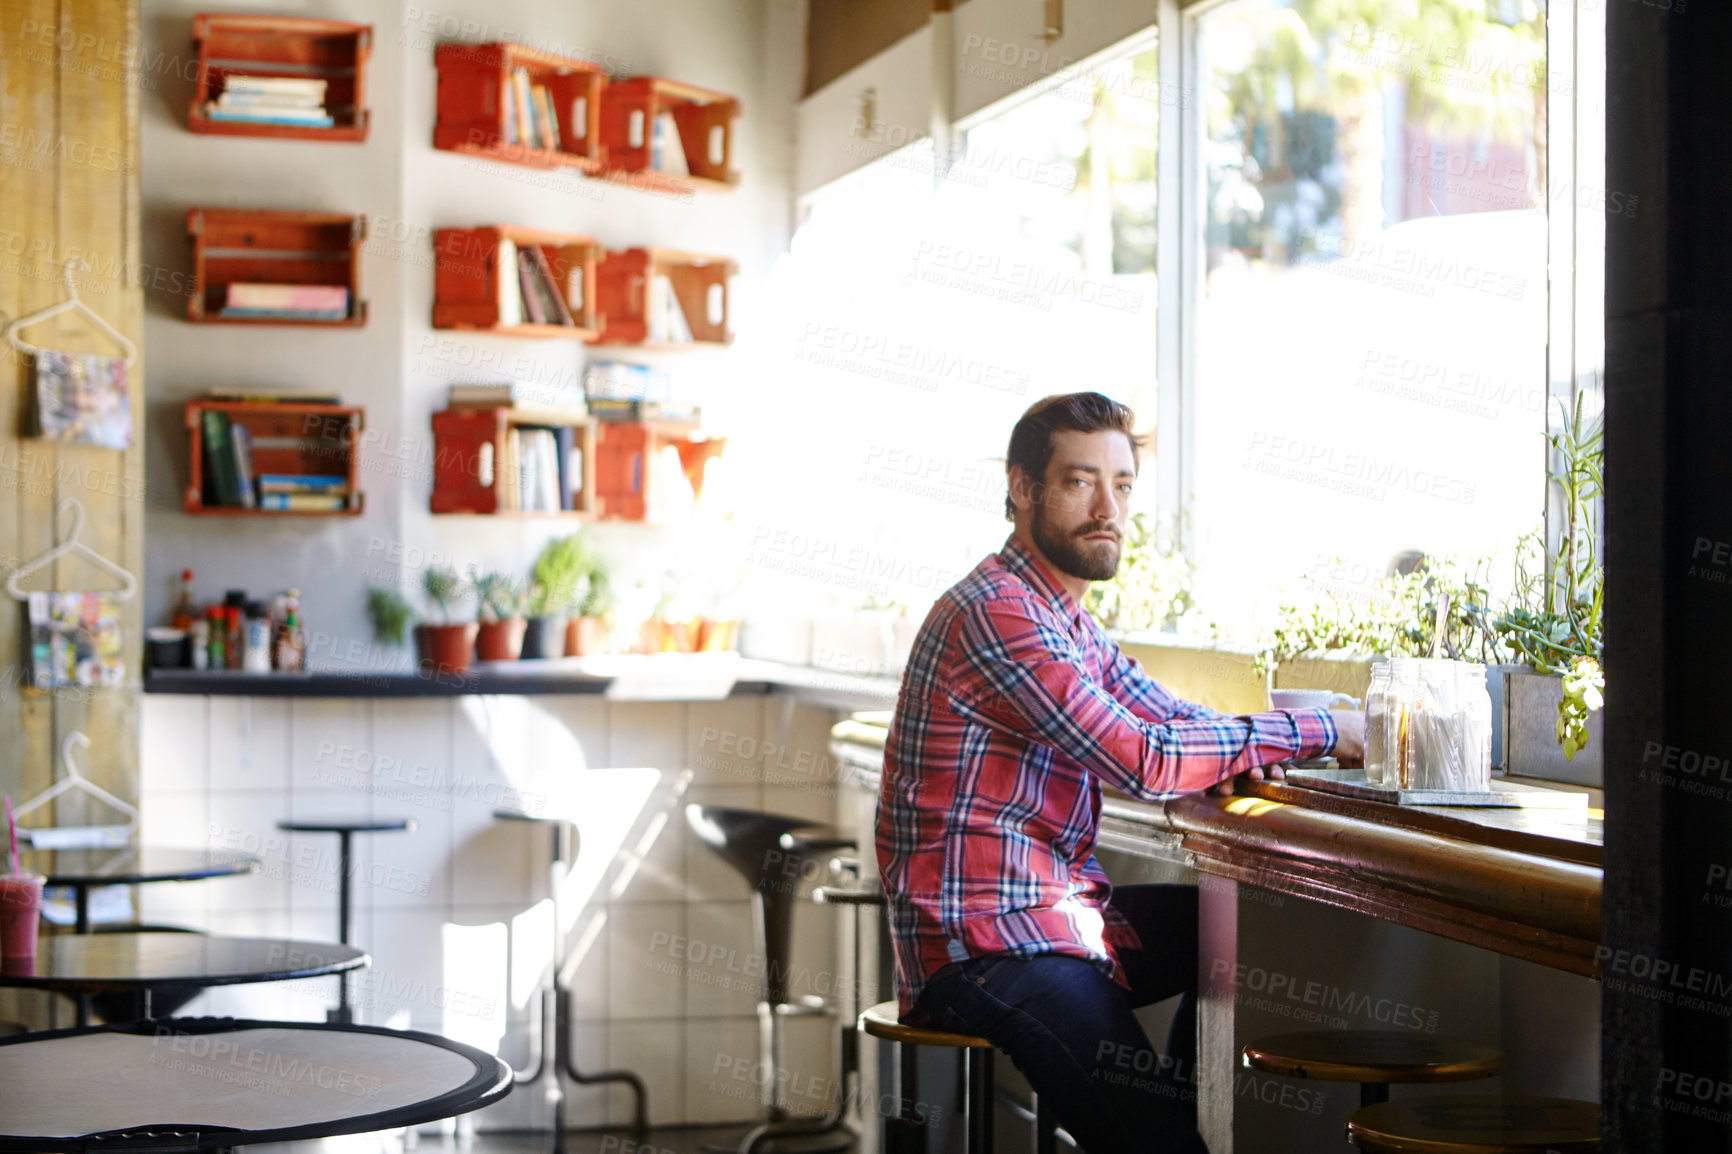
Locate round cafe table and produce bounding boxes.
[0,933,368,1026]
[0,1017,512,1152]
[18,847,261,933]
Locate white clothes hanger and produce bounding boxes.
[6,498,138,602]
[3,258,138,366]
[12,731,139,849]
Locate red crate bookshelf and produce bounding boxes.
[184,399,364,516]
[593,420,725,522]
[187,14,371,142]
[186,208,367,326]
[591,248,734,348]
[433,225,601,339]
[599,77,740,193]
[434,42,604,171]
[430,407,595,516]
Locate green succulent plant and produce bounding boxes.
[529,532,596,618]
[365,587,417,647]
[422,565,466,625]
[469,568,526,623]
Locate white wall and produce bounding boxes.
[140,0,800,666]
[131,689,848,1131]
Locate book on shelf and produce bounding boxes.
[651,113,688,176]
[584,361,671,402]
[515,249,548,324]
[200,409,240,507]
[226,284,348,312]
[260,493,348,512]
[447,382,586,409]
[587,399,700,423]
[203,387,344,405]
[222,76,328,99]
[534,86,561,151]
[229,424,257,508]
[511,68,535,147]
[646,274,693,343]
[219,306,349,321]
[258,473,348,493]
[552,425,583,510]
[523,246,576,325]
[204,105,335,128]
[495,238,523,326]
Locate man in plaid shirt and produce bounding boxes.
[876,392,1364,1152]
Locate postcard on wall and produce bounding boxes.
[25,592,125,688]
[31,350,133,450]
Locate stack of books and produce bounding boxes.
[492,239,580,329]
[258,474,350,512]
[220,283,350,322]
[645,274,694,343]
[205,76,333,128]
[650,113,688,176]
[448,382,587,421]
[501,67,563,150]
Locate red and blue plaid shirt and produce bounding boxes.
[876,535,1339,1015]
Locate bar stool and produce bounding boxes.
[1347,1095,1600,1152]
[275,816,414,1024]
[859,1001,996,1154]
[494,809,648,1152]
[684,806,855,1154]
[1243,1030,1505,1107]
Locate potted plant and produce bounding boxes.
[471,568,528,662]
[565,558,615,657]
[523,532,592,659]
[366,587,416,655]
[1492,396,1605,770]
[414,565,477,675]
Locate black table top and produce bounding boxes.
[275,818,415,834]
[0,1017,512,1150]
[17,847,259,887]
[0,934,367,993]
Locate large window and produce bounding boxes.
[724,46,1163,615]
[1190,0,1551,631]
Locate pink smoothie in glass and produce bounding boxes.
[0,873,44,971]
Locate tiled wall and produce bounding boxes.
[132,690,852,1131]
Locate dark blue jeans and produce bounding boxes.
[913,885,1206,1154]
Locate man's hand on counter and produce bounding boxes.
[1332,709,1367,767]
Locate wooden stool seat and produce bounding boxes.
[1347,1095,1600,1153]
[859,999,994,1048]
[1244,1030,1505,1085]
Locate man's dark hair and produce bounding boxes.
[1004,392,1142,519]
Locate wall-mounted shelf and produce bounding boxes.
[594,419,725,522]
[434,42,605,171]
[430,406,595,516]
[187,14,371,142]
[433,225,601,339]
[599,77,740,194]
[186,208,367,326]
[592,248,734,347]
[184,399,364,516]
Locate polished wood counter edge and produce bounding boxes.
[146,656,901,704]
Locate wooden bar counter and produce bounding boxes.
[833,715,1603,1152]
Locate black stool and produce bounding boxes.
[494,809,648,1152]
[276,817,414,1024]
[685,806,856,1154]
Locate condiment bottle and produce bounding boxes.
[243,602,272,673]
[1363,662,1392,785]
[275,611,306,672]
[171,569,197,631]
[206,606,225,669]
[224,605,243,670]
[189,617,210,670]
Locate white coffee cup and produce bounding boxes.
[1269,688,1361,711]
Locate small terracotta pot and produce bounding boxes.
[660,619,698,653]
[565,616,608,656]
[415,623,479,676]
[475,618,526,661]
[696,618,739,652]
[520,616,566,659]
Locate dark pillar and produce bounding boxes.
[1604,1,1732,1149]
